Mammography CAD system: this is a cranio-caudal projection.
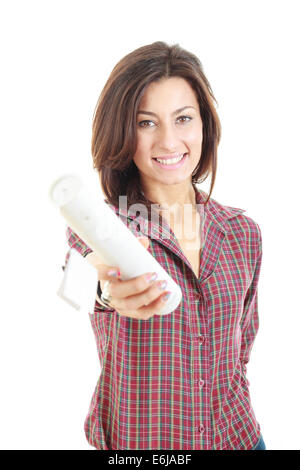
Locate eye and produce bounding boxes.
[177,115,192,123]
[137,115,193,128]
[138,120,154,128]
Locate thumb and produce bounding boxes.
[137,236,150,251]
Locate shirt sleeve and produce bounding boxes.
[65,226,93,258]
[61,226,93,272]
[239,227,263,371]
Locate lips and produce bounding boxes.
[152,152,188,170]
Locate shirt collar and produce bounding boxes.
[195,187,246,233]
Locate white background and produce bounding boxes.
[0,0,299,450]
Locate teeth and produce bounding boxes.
[156,154,185,165]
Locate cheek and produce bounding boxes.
[187,127,203,145]
[133,150,148,169]
[133,136,151,164]
[136,133,151,151]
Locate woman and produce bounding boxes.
[65,41,265,450]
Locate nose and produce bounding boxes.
[157,122,180,151]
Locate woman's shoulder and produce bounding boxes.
[198,188,262,246]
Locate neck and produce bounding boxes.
[141,180,197,218]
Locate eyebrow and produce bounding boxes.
[137,106,196,117]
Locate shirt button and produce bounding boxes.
[198,424,205,434]
[198,378,205,388]
[198,335,205,344]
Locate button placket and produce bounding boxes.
[194,282,209,446]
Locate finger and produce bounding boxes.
[95,265,121,282]
[108,271,160,299]
[118,290,170,320]
[99,276,122,293]
[139,290,171,316]
[85,251,106,267]
[85,253,121,279]
[115,280,169,311]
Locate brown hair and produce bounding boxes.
[91,41,221,219]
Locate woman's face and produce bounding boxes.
[133,76,203,189]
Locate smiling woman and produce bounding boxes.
[64,41,265,451]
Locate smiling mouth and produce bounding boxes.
[153,153,188,165]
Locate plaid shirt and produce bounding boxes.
[65,187,263,450]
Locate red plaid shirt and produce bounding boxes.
[65,187,263,450]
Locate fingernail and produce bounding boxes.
[108,269,119,277]
[146,272,158,283]
[162,291,171,301]
[158,280,167,290]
